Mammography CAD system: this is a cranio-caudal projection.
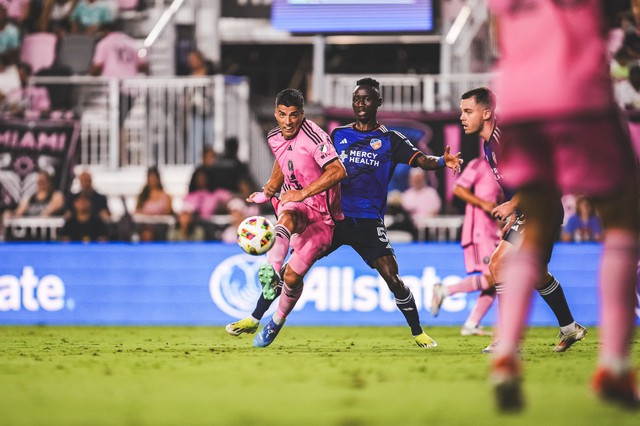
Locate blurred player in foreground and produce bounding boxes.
[434,88,586,354]
[431,154,502,337]
[248,88,346,348]
[227,77,463,348]
[488,0,639,411]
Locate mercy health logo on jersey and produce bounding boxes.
[209,254,277,319]
[0,266,70,312]
[209,254,466,319]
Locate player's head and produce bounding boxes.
[274,88,305,140]
[459,87,496,135]
[353,77,382,123]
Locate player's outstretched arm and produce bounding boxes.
[453,185,496,214]
[264,160,284,196]
[249,161,284,203]
[415,145,463,174]
[280,160,346,205]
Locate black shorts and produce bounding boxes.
[503,197,564,264]
[323,217,395,268]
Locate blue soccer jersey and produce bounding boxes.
[331,123,423,219]
[482,125,516,201]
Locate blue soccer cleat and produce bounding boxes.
[253,318,285,348]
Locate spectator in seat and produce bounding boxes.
[211,137,256,199]
[187,145,217,191]
[65,170,110,222]
[183,167,232,221]
[0,4,20,65]
[2,61,50,117]
[561,196,603,243]
[70,0,113,34]
[13,170,65,217]
[60,192,109,242]
[166,205,205,242]
[400,168,442,228]
[39,0,79,32]
[135,166,172,216]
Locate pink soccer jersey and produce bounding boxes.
[267,119,343,224]
[489,0,614,122]
[93,32,143,78]
[456,158,502,247]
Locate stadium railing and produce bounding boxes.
[30,75,252,169]
[323,73,494,112]
[3,217,66,242]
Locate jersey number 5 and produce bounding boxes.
[377,227,389,243]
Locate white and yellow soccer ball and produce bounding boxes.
[236,216,276,255]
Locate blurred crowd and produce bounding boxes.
[0,0,149,118]
[0,135,604,244]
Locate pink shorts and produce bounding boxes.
[500,111,638,197]
[277,201,334,276]
[463,239,498,275]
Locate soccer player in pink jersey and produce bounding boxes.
[488,0,640,410]
[248,88,346,348]
[436,87,586,355]
[431,157,502,337]
[228,79,462,349]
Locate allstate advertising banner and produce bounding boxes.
[0,242,633,326]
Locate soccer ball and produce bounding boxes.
[236,216,276,255]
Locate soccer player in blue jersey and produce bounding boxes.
[440,87,586,355]
[226,77,463,348]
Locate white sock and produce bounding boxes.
[464,320,478,329]
[560,321,576,336]
[273,313,285,326]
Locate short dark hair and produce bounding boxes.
[461,87,496,112]
[356,77,381,98]
[275,89,304,108]
[356,77,380,90]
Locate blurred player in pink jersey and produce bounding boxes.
[248,88,346,348]
[488,0,640,410]
[431,157,502,337]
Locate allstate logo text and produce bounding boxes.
[0,266,66,312]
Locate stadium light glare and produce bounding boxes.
[445,5,471,45]
[144,0,186,49]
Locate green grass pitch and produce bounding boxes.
[0,326,638,425]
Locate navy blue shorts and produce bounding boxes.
[323,217,395,268]
[503,197,564,265]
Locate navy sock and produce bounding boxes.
[394,286,423,336]
[251,283,282,320]
[538,275,574,327]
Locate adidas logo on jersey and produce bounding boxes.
[287,145,293,151]
[340,138,348,144]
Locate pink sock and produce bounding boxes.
[498,247,543,355]
[448,275,492,295]
[598,231,639,364]
[467,289,496,325]
[267,224,291,274]
[276,283,303,319]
